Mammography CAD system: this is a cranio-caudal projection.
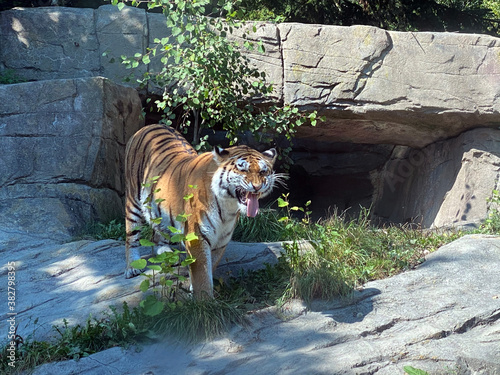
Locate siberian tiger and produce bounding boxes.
[124,124,280,298]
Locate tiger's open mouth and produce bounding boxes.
[236,189,261,218]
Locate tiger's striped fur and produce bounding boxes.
[124,124,279,298]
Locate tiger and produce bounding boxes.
[124,124,281,298]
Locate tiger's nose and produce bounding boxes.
[252,183,262,192]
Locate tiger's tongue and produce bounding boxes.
[246,193,260,218]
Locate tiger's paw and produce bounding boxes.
[124,267,144,279]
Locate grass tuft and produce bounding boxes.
[152,297,247,343]
[88,219,126,241]
[232,208,288,242]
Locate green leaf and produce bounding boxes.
[143,298,165,317]
[403,367,430,375]
[139,239,156,247]
[185,232,199,242]
[147,265,162,271]
[130,259,147,270]
[168,226,180,233]
[139,279,150,293]
[171,233,184,243]
[277,197,289,207]
[172,27,182,36]
[181,256,196,266]
[175,213,191,222]
[117,2,125,11]
[151,217,162,225]
[142,55,151,65]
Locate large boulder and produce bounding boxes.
[0,5,147,87]
[373,128,500,228]
[0,7,100,81]
[280,23,500,148]
[0,77,143,240]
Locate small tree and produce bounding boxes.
[113,0,319,154]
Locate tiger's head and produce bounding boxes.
[212,145,284,217]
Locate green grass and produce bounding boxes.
[0,303,152,374]
[0,69,26,84]
[85,219,126,241]
[232,208,289,242]
[230,199,469,304]
[282,209,464,303]
[151,297,247,343]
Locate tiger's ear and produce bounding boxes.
[262,148,277,164]
[213,146,230,164]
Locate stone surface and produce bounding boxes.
[280,23,500,147]
[373,128,500,228]
[0,231,282,341]
[96,4,148,85]
[10,234,497,375]
[0,77,143,240]
[0,7,100,81]
[227,21,283,103]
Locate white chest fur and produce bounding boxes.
[200,196,239,250]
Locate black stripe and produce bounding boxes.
[168,207,174,227]
[215,196,223,221]
[205,213,215,229]
[130,200,142,213]
[185,156,206,183]
[219,166,226,186]
[200,232,212,248]
[126,211,143,221]
[154,150,183,173]
[135,128,164,200]
[155,201,161,219]
[168,157,191,185]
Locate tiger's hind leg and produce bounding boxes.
[125,201,146,279]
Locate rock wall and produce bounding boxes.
[0,77,143,240]
[1,5,499,229]
[373,128,500,228]
[2,5,499,147]
[281,24,500,147]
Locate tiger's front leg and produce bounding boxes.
[186,239,216,299]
